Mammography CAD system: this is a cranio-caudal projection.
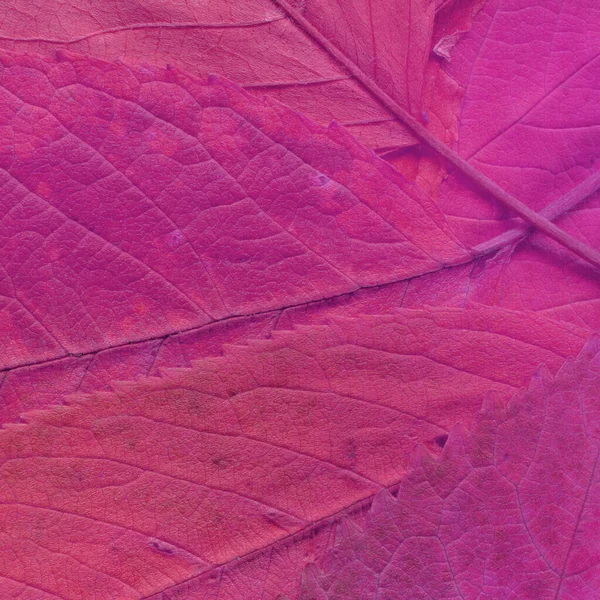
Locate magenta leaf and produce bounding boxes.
[0,0,599,597]
[0,0,480,153]
[302,337,600,599]
[438,0,600,246]
[0,51,468,372]
[0,309,589,598]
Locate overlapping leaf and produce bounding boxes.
[302,338,600,599]
[0,309,589,598]
[0,0,599,597]
[0,51,468,373]
[438,0,600,245]
[0,0,480,152]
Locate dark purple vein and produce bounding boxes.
[271,0,600,271]
[474,168,600,256]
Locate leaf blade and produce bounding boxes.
[303,338,600,599]
[0,308,589,598]
[0,51,468,372]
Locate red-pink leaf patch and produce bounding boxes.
[0,0,477,153]
[302,337,600,599]
[0,308,588,598]
[0,51,468,371]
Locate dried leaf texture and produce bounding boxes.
[0,51,468,371]
[0,0,477,152]
[0,309,588,598]
[440,0,600,246]
[303,337,600,599]
[0,0,597,597]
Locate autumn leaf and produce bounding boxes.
[301,337,600,600]
[439,0,600,245]
[0,0,599,598]
[0,51,468,374]
[0,309,589,599]
[397,0,600,331]
[0,0,482,154]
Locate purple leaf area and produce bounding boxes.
[0,0,599,598]
[444,234,600,330]
[0,0,480,153]
[0,309,590,599]
[302,338,600,600]
[439,0,600,246]
[0,51,468,371]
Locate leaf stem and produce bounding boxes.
[272,0,600,270]
[474,168,600,256]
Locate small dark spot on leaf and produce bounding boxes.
[211,456,232,469]
[435,434,448,448]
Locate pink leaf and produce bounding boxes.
[0,0,479,152]
[0,0,599,597]
[303,337,600,599]
[0,51,467,372]
[0,309,589,598]
[438,0,600,246]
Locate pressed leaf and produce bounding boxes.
[0,309,588,598]
[0,0,599,597]
[445,236,600,330]
[0,0,480,152]
[0,283,586,426]
[390,210,600,333]
[437,0,600,246]
[0,51,468,372]
[0,314,277,425]
[302,337,600,599]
